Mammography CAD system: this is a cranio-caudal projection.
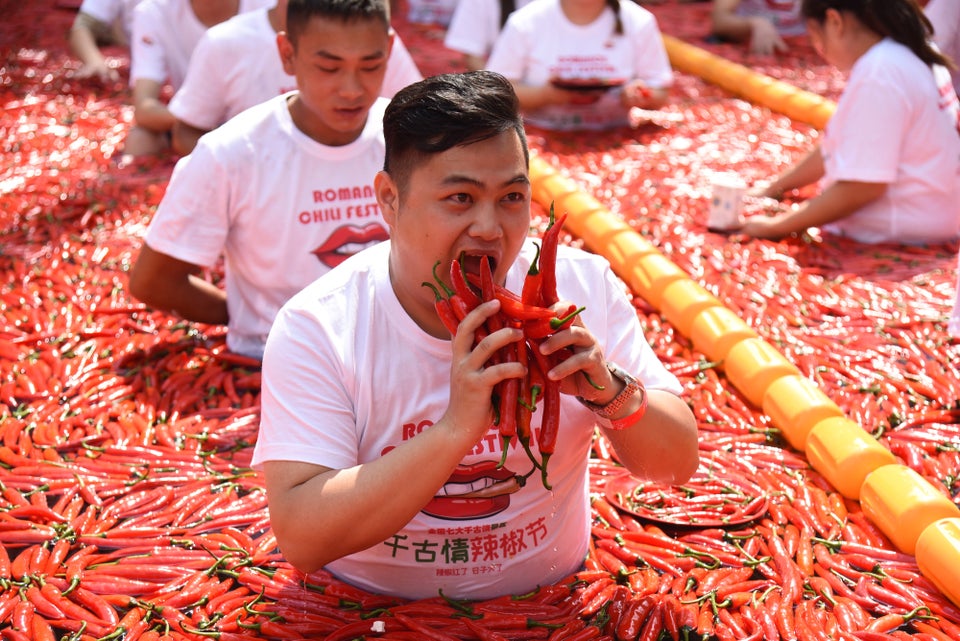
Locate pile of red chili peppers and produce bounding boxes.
[1,0,959,640]
[427,211,584,489]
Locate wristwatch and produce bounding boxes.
[577,362,648,431]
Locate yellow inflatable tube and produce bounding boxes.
[661,35,836,130]
[528,155,960,591]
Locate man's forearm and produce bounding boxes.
[604,389,699,486]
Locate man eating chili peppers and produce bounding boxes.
[252,70,699,601]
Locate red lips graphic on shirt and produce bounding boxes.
[765,0,797,10]
[422,460,523,521]
[311,223,389,269]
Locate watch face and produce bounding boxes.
[607,363,637,386]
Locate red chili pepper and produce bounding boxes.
[580,580,619,617]
[548,618,586,641]
[590,493,625,530]
[393,613,463,641]
[463,619,511,641]
[466,271,557,321]
[450,257,481,309]
[422,281,460,336]
[514,349,541,469]
[522,304,584,339]
[661,595,682,641]
[639,600,664,641]
[536,373,560,489]
[522,242,542,306]
[479,255,496,303]
[538,208,568,307]
[616,595,656,640]
[561,624,602,641]
[496,338,520,469]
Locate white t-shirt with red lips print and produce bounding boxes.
[253,239,683,601]
[143,93,390,359]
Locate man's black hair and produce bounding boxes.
[382,70,529,190]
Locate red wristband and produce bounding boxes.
[577,363,648,431]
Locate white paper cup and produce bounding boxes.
[708,174,747,230]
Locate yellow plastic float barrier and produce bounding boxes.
[761,374,845,451]
[721,336,801,407]
[661,35,837,130]
[659,279,723,337]
[916,518,960,608]
[629,253,689,309]
[860,464,960,556]
[527,154,667,298]
[688,306,758,364]
[804,417,897,500]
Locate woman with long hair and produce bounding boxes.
[737,0,960,244]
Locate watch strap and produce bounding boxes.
[577,362,648,430]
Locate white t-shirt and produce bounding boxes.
[950,253,960,338]
[444,0,535,59]
[407,0,459,26]
[486,0,673,130]
[253,240,683,600]
[734,0,805,37]
[79,0,145,43]
[144,93,391,359]
[129,0,271,90]
[927,0,960,95]
[169,8,422,131]
[819,39,960,245]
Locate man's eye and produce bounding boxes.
[450,193,472,204]
[504,192,526,203]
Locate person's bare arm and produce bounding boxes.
[462,53,486,72]
[621,83,670,111]
[128,244,228,324]
[132,78,176,133]
[69,12,119,81]
[711,0,787,55]
[263,301,526,573]
[755,145,825,200]
[601,389,699,484]
[171,120,210,156]
[738,180,887,240]
[538,320,699,486]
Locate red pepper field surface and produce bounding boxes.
[2,1,960,640]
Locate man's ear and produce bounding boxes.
[277,31,295,75]
[375,170,399,227]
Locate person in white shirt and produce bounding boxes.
[737,0,960,245]
[406,0,459,26]
[128,0,397,360]
[444,0,534,71]
[123,0,272,156]
[252,70,698,600]
[68,0,146,82]
[168,0,422,155]
[710,0,805,56]
[486,0,673,131]
[926,0,960,97]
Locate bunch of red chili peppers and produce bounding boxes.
[424,209,584,490]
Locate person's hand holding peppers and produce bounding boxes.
[440,299,526,443]
[532,303,621,405]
